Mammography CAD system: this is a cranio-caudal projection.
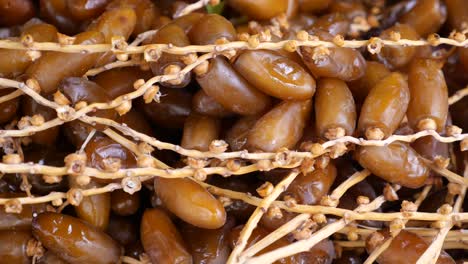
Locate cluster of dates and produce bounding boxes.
[0,0,466,263]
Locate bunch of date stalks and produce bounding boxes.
[0,0,467,263]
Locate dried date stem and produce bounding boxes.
[0,37,467,56]
[243,189,393,264]
[227,170,300,264]
[0,90,23,104]
[85,59,141,76]
[198,182,468,223]
[415,165,468,264]
[329,169,371,201]
[362,185,432,264]
[240,213,311,260]
[173,0,213,18]
[334,240,468,250]
[121,256,145,264]
[0,183,121,205]
[85,115,468,162]
[337,227,467,240]
[448,86,468,105]
[0,161,297,180]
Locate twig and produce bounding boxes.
[416,164,468,264]
[337,227,468,240]
[0,38,466,55]
[102,128,169,169]
[245,219,348,264]
[243,187,397,264]
[330,169,371,200]
[0,183,121,205]
[335,241,468,250]
[130,30,158,47]
[199,182,468,222]
[79,129,96,153]
[240,213,311,259]
[426,163,468,186]
[227,170,300,264]
[416,224,453,264]
[448,86,468,105]
[121,256,145,264]
[84,59,141,76]
[363,185,433,264]
[174,0,209,18]
[0,90,22,104]
[84,115,468,162]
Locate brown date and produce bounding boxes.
[196,57,272,115]
[355,142,430,188]
[399,0,447,36]
[155,177,227,229]
[314,78,356,139]
[181,113,221,151]
[32,212,122,264]
[246,100,311,152]
[234,50,316,100]
[140,208,192,264]
[227,0,288,20]
[141,86,192,129]
[25,31,105,94]
[374,24,420,70]
[300,30,366,81]
[192,89,234,118]
[0,230,33,264]
[366,230,454,264]
[111,189,140,216]
[189,14,237,45]
[357,73,410,139]
[407,59,448,131]
[0,0,34,26]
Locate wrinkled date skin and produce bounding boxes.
[355,142,429,188]
[286,163,337,205]
[59,77,117,146]
[301,30,366,81]
[234,50,316,100]
[225,115,261,151]
[32,212,122,264]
